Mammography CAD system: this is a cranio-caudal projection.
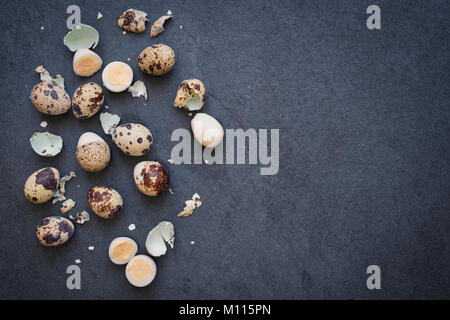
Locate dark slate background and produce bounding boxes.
[0,0,449,300]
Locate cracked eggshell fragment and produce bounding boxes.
[151,15,172,37]
[100,112,120,135]
[60,198,76,214]
[29,132,63,157]
[137,44,175,76]
[72,82,104,119]
[118,9,148,33]
[102,61,133,92]
[128,80,147,99]
[70,210,90,224]
[145,221,175,257]
[109,237,138,265]
[63,24,99,52]
[174,79,206,111]
[76,132,110,172]
[24,167,60,204]
[73,48,102,77]
[30,81,71,115]
[134,161,169,196]
[191,113,224,148]
[125,255,157,287]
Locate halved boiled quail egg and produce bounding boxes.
[109,237,138,265]
[102,61,133,92]
[73,48,102,77]
[125,255,157,287]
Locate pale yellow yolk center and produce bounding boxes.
[75,56,100,76]
[107,64,131,86]
[129,258,151,281]
[111,241,133,261]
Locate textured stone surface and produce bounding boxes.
[0,0,449,299]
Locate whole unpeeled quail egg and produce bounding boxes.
[137,44,175,76]
[24,167,60,204]
[102,61,133,92]
[109,237,137,265]
[72,82,104,119]
[191,113,224,148]
[111,123,153,156]
[30,81,71,115]
[125,255,157,287]
[76,132,110,172]
[134,161,169,196]
[73,48,102,77]
[36,216,74,247]
[88,185,123,219]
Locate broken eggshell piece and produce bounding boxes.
[145,221,175,257]
[128,80,147,99]
[150,15,172,38]
[174,79,206,111]
[118,9,148,33]
[29,132,63,157]
[63,24,99,52]
[100,112,120,135]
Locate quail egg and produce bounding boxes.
[76,132,110,172]
[73,48,102,77]
[109,237,138,265]
[88,185,123,219]
[191,113,224,148]
[36,216,74,247]
[111,123,153,156]
[137,44,175,76]
[72,82,104,119]
[125,255,157,287]
[30,81,71,115]
[24,167,60,204]
[102,61,133,92]
[134,161,169,196]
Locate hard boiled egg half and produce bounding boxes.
[109,237,138,265]
[102,61,133,92]
[73,48,102,77]
[125,255,157,287]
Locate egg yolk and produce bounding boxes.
[128,258,152,281]
[111,241,134,261]
[107,64,132,86]
[75,56,101,76]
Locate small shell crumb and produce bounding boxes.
[88,246,95,251]
[168,159,174,164]
[122,31,127,35]
[178,193,202,217]
[40,121,48,128]
[60,199,76,214]
[190,241,195,245]
[70,210,90,224]
[97,12,103,19]
[128,224,136,231]
[75,259,81,264]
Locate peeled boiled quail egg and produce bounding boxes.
[125,255,157,287]
[191,113,224,148]
[73,48,102,77]
[102,61,133,92]
[109,237,138,265]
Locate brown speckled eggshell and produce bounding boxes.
[112,123,153,156]
[118,9,147,33]
[24,167,60,204]
[36,216,74,247]
[88,186,123,219]
[137,44,175,76]
[72,82,104,119]
[134,161,169,196]
[30,81,71,115]
[76,141,110,172]
[174,79,206,109]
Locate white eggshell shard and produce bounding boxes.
[102,61,133,92]
[125,255,157,287]
[73,48,102,77]
[145,221,175,257]
[64,24,99,52]
[191,113,224,148]
[100,112,121,135]
[77,132,105,148]
[128,80,147,99]
[109,237,138,265]
[30,132,63,157]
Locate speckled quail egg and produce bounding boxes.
[73,48,102,77]
[87,185,123,219]
[111,123,153,156]
[109,237,138,265]
[125,255,157,287]
[134,161,169,196]
[24,167,60,204]
[137,44,175,76]
[76,132,110,172]
[36,216,74,247]
[102,61,133,92]
[72,82,104,119]
[30,81,71,115]
[118,9,148,33]
[174,79,206,111]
